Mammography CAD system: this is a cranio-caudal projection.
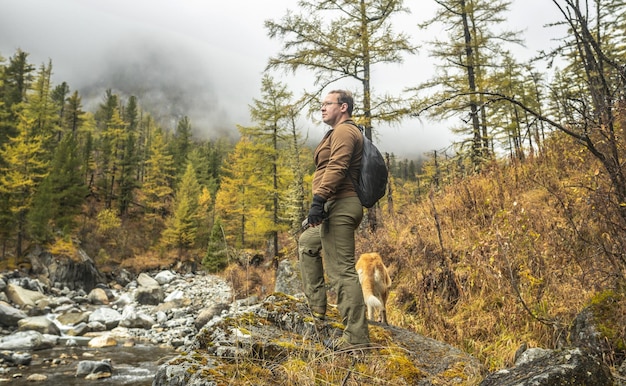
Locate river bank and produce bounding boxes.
[0,269,234,383]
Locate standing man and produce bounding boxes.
[299,89,369,350]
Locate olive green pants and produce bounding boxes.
[299,196,369,345]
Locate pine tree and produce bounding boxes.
[28,134,88,242]
[202,217,229,273]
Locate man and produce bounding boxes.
[298,89,369,350]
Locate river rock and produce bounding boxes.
[88,307,122,330]
[119,306,156,329]
[0,350,32,366]
[5,283,46,308]
[56,310,91,326]
[155,270,176,285]
[88,288,109,305]
[76,359,113,377]
[0,331,57,351]
[0,301,27,327]
[135,284,164,305]
[87,334,117,348]
[194,302,230,330]
[137,273,159,288]
[17,316,61,335]
[26,373,47,381]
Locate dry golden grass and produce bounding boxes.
[354,133,626,371]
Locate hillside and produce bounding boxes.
[351,131,626,372]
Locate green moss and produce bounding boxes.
[587,289,626,354]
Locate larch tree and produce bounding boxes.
[265,0,416,230]
[141,127,175,239]
[0,108,48,257]
[411,0,522,171]
[214,134,274,249]
[244,75,296,261]
[161,162,201,257]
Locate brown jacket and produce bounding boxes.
[312,120,363,201]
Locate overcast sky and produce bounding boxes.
[0,0,564,158]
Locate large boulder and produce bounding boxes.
[0,330,57,351]
[480,347,614,386]
[17,316,61,335]
[5,283,46,307]
[0,300,28,327]
[26,245,105,291]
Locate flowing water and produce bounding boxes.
[5,343,178,385]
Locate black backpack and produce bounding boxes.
[349,124,388,208]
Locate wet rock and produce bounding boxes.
[0,331,57,351]
[87,334,117,348]
[0,350,32,366]
[56,310,91,326]
[26,373,47,381]
[0,300,27,327]
[17,316,61,335]
[76,358,113,377]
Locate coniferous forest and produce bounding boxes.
[1,0,626,376]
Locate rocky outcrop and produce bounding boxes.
[26,245,105,291]
[480,347,614,386]
[154,293,485,385]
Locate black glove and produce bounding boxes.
[307,195,327,226]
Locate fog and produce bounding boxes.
[0,0,563,158]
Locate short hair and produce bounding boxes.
[328,90,354,116]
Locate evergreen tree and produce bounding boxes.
[28,134,88,242]
[202,217,229,273]
[118,96,140,215]
[171,115,193,180]
[214,135,273,248]
[161,162,201,256]
[0,49,35,147]
[0,116,48,257]
[141,127,175,237]
[244,75,295,259]
[412,0,522,170]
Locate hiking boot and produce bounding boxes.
[311,306,326,320]
[323,337,370,353]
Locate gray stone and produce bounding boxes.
[76,359,113,377]
[0,300,27,327]
[480,347,614,386]
[17,316,61,335]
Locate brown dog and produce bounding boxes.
[355,252,391,325]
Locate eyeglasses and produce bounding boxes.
[320,102,344,108]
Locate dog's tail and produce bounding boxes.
[364,294,384,310]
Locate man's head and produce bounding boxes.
[321,90,353,127]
